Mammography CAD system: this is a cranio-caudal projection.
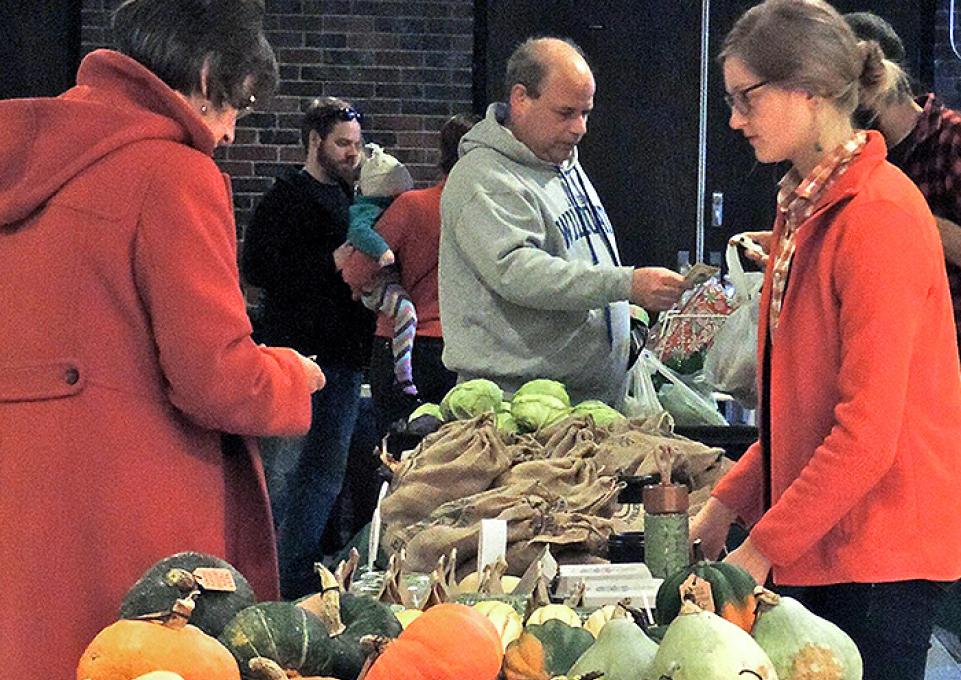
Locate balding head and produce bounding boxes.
[505,37,592,99]
[504,37,595,164]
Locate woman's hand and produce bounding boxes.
[690,497,737,560]
[730,230,773,267]
[297,353,326,393]
[723,536,771,585]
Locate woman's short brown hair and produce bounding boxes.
[112,0,278,109]
[720,0,886,115]
[439,112,481,175]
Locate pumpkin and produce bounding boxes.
[120,552,256,638]
[525,603,582,628]
[645,600,778,680]
[77,597,240,680]
[569,618,658,680]
[751,587,862,680]
[654,545,757,632]
[363,603,503,680]
[131,674,186,680]
[218,602,336,679]
[472,600,524,650]
[504,620,595,679]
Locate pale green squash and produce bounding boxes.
[569,618,658,680]
[751,588,862,680]
[645,601,779,680]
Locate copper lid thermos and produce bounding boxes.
[642,446,690,578]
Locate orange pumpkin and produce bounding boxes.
[363,603,503,680]
[77,616,239,680]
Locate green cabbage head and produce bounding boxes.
[495,410,519,435]
[440,379,503,420]
[513,378,571,407]
[511,394,570,432]
[408,402,444,423]
[571,399,626,427]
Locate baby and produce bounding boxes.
[347,144,418,395]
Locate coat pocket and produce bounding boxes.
[0,359,85,402]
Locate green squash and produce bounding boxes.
[526,619,595,676]
[119,551,256,637]
[219,601,337,679]
[569,618,658,680]
[646,601,778,680]
[328,592,403,680]
[655,549,757,632]
[751,588,862,680]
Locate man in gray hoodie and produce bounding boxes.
[439,36,688,406]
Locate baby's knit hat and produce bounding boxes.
[360,143,415,197]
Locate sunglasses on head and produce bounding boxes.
[329,106,363,124]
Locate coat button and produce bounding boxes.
[64,368,80,385]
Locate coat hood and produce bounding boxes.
[458,102,579,172]
[0,49,216,226]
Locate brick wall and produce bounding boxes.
[936,0,961,108]
[80,0,474,237]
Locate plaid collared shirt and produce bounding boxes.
[887,94,961,349]
[769,132,867,335]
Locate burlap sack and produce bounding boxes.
[535,415,598,457]
[380,414,512,527]
[592,424,724,480]
[402,498,544,574]
[507,512,621,570]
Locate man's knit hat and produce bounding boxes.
[360,143,414,197]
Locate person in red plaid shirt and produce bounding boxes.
[846,11,961,350]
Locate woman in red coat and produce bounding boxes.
[0,0,324,674]
[691,2,961,679]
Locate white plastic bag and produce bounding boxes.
[644,351,729,427]
[703,237,764,408]
[622,350,664,419]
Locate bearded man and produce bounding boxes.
[241,96,374,599]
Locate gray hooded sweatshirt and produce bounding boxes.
[439,103,633,406]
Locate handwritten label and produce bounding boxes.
[193,568,237,592]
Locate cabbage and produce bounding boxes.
[513,378,571,407]
[408,402,444,423]
[571,399,626,427]
[495,410,519,435]
[439,379,503,420]
[497,401,513,413]
[511,393,571,432]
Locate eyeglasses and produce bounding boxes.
[724,80,770,116]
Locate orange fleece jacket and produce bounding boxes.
[713,131,961,586]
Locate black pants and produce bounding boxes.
[779,580,949,680]
[369,335,457,438]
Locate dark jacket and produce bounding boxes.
[242,168,374,367]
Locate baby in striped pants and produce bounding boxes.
[347,144,418,395]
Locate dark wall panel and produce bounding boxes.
[0,0,81,99]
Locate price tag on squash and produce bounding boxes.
[192,568,237,592]
[679,573,715,613]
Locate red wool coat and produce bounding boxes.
[713,132,961,585]
[0,50,312,675]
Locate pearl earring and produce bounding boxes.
[200,104,208,114]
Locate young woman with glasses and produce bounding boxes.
[691,1,961,678]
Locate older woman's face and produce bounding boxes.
[184,75,256,147]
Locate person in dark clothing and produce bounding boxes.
[241,96,374,599]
